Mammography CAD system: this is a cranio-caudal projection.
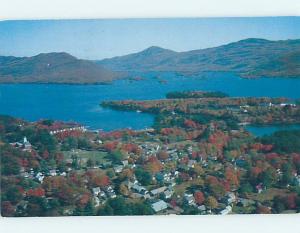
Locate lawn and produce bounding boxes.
[174,178,204,196]
[63,149,109,164]
[247,188,290,202]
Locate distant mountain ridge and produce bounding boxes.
[1,38,299,84]
[98,38,300,78]
[0,52,121,84]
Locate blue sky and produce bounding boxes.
[0,17,299,60]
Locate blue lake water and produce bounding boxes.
[246,124,300,137]
[0,72,300,131]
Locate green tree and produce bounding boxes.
[135,168,152,186]
[259,167,277,188]
[110,150,124,163]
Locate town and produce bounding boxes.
[1,91,300,216]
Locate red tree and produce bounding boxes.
[194,191,205,205]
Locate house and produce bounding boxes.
[150,186,167,196]
[163,189,173,199]
[132,183,147,194]
[92,187,101,196]
[23,137,32,151]
[105,186,116,198]
[256,183,264,193]
[184,193,195,205]
[107,190,116,198]
[21,171,29,178]
[60,172,67,176]
[114,165,124,173]
[220,205,232,215]
[122,160,129,167]
[187,160,197,169]
[94,196,100,207]
[238,198,255,207]
[151,200,168,212]
[49,169,57,176]
[155,172,172,183]
[226,192,236,204]
[99,161,112,168]
[35,172,44,183]
[198,205,206,212]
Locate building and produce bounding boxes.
[49,169,57,176]
[226,192,236,204]
[220,205,232,215]
[150,186,167,196]
[187,160,197,169]
[151,200,168,212]
[23,137,32,151]
[184,193,196,205]
[198,205,206,212]
[163,189,173,199]
[35,172,44,183]
[132,183,147,195]
[92,187,101,196]
[113,165,124,173]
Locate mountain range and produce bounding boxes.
[0,38,299,84]
[99,38,300,78]
[0,52,120,84]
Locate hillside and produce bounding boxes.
[0,52,121,84]
[99,38,300,78]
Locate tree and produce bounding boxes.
[239,182,253,195]
[256,205,271,214]
[205,196,218,210]
[87,158,95,168]
[135,168,152,186]
[194,191,205,205]
[1,201,15,217]
[273,196,286,213]
[110,150,124,163]
[119,183,129,196]
[209,183,226,199]
[259,167,277,188]
[225,167,239,187]
[6,186,23,204]
[78,137,91,149]
[27,187,45,197]
[193,164,204,176]
[157,151,169,160]
[145,156,163,174]
[261,130,300,153]
[281,163,293,185]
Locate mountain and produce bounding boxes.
[98,38,300,78]
[0,52,121,84]
[100,46,177,71]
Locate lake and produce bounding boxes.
[0,72,300,131]
[246,124,300,137]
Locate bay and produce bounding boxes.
[0,72,299,131]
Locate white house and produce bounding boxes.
[150,186,167,196]
[113,165,124,173]
[92,187,101,196]
[49,169,57,176]
[151,200,168,212]
[220,205,232,215]
[184,193,195,205]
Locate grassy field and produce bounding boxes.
[247,188,290,202]
[174,178,204,196]
[63,149,109,164]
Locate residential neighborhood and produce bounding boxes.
[1,92,300,216]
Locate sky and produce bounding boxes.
[0,17,299,60]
